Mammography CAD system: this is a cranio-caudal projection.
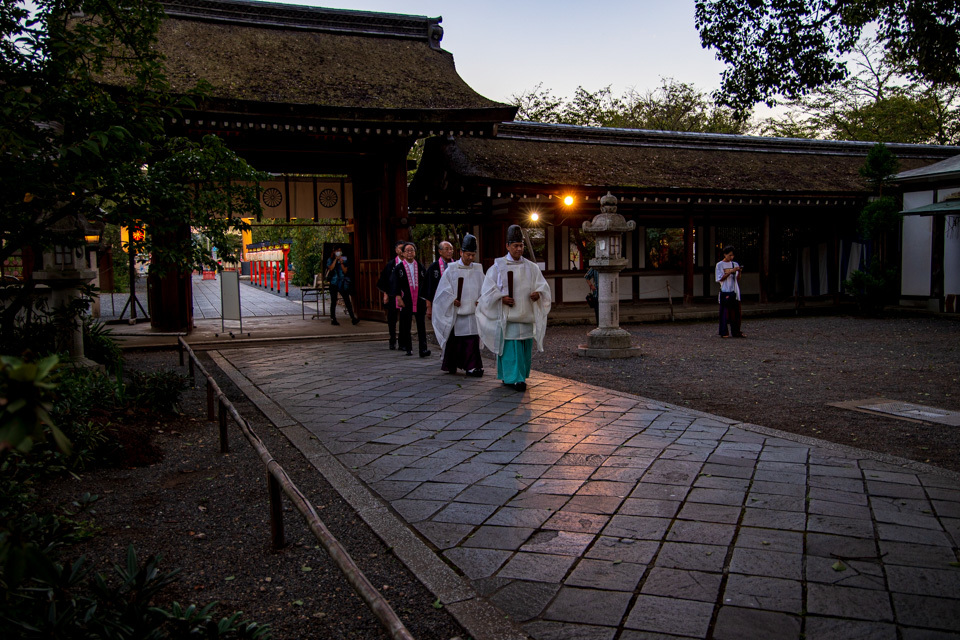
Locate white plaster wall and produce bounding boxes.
[565,276,589,300]
[902,190,935,296]
[938,187,960,296]
[638,274,681,299]
[945,216,960,296]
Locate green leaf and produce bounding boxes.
[831,561,846,572]
[225,575,236,581]
[432,598,443,609]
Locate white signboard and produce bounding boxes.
[220,270,242,333]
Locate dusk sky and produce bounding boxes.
[278,0,731,107]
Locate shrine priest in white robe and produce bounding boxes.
[477,225,552,391]
[431,233,485,377]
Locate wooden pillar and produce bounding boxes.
[830,220,840,304]
[630,224,639,301]
[148,223,194,332]
[553,225,564,304]
[760,213,771,303]
[683,215,694,306]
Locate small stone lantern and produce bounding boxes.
[578,192,641,358]
[30,215,100,367]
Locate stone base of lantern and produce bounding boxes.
[577,327,642,359]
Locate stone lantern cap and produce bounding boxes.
[581,192,636,235]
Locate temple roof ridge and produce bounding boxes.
[498,121,960,159]
[161,0,443,46]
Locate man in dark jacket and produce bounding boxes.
[390,242,431,357]
[424,240,454,319]
[377,240,406,349]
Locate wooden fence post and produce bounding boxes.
[206,380,215,422]
[218,397,229,453]
[267,471,285,549]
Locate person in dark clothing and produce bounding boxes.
[390,242,431,357]
[377,240,406,349]
[424,240,455,320]
[325,245,358,326]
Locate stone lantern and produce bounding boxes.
[30,215,100,367]
[578,192,641,358]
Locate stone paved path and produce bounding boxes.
[222,341,960,639]
[99,275,341,320]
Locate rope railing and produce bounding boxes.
[177,338,415,640]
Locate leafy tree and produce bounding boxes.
[859,142,901,194]
[511,79,749,133]
[1,0,266,335]
[696,0,960,115]
[512,83,565,124]
[843,143,902,312]
[759,40,960,144]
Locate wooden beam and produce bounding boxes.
[683,215,694,305]
[760,213,771,303]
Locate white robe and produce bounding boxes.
[431,259,485,352]
[477,255,552,355]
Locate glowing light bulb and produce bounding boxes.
[563,195,574,206]
[531,212,540,221]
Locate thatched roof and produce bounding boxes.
[104,0,515,122]
[413,122,960,197]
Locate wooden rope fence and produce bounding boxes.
[177,338,415,640]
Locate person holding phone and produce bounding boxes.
[716,245,744,338]
[325,246,358,326]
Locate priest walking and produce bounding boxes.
[431,233,485,377]
[478,225,551,391]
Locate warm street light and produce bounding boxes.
[530,212,540,221]
[563,195,574,206]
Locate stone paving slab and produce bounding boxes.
[220,341,960,640]
[100,275,343,321]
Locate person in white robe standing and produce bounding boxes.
[477,225,552,391]
[431,233,485,377]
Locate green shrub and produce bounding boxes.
[843,261,898,316]
[0,354,67,454]
[83,318,124,374]
[125,369,191,415]
[0,542,272,639]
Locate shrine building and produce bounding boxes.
[105,0,960,328]
[410,122,960,307]
[138,0,516,329]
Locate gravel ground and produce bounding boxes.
[532,314,960,473]
[46,350,465,640]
